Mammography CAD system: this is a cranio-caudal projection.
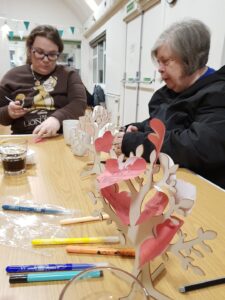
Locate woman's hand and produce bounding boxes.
[33,116,60,137]
[113,131,125,156]
[113,125,138,155]
[8,101,27,119]
[126,125,138,132]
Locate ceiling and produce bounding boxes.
[63,0,102,24]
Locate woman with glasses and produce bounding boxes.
[0,25,86,136]
[115,19,225,189]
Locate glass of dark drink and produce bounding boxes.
[0,138,28,175]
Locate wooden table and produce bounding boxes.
[0,135,224,299]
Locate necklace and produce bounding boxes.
[30,65,42,86]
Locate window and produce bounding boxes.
[90,31,106,84]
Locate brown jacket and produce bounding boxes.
[0,64,87,134]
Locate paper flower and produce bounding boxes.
[139,217,184,267]
[98,156,147,189]
[136,191,168,225]
[101,184,131,225]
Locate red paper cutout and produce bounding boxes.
[136,191,168,225]
[94,131,114,153]
[147,119,165,159]
[98,156,147,189]
[101,184,130,225]
[139,216,183,267]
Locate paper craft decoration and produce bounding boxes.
[87,118,217,300]
[68,106,112,160]
[79,106,115,177]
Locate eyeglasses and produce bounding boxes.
[156,58,176,68]
[31,47,59,61]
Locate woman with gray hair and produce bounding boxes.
[151,19,211,78]
[116,19,225,189]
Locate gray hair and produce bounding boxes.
[151,19,211,75]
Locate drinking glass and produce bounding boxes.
[62,119,79,145]
[0,138,28,175]
[70,128,91,156]
[59,265,149,300]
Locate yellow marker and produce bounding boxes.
[32,236,120,246]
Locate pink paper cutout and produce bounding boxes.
[94,131,114,153]
[98,156,147,189]
[147,119,165,159]
[136,191,168,225]
[139,216,183,267]
[104,159,119,173]
[33,137,46,143]
[101,184,131,225]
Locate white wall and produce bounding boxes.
[105,9,126,94]
[162,0,225,69]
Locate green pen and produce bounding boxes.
[9,270,103,283]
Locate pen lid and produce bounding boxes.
[9,274,27,284]
[6,266,21,273]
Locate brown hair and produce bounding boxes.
[26,25,64,64]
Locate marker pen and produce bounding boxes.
[9,270,103,283]
[6,262,108,273]
[60,214,109,225]
[32,236,120,245]
[179,277,225,293]
[2,204,71,215]
[66,246,135,257]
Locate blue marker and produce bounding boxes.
[6,262,109,273]
[9,270,103,283]
[2,204,71,215]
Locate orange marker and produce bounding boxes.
[66,245,135,257]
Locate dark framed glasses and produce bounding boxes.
[31,47,60,61]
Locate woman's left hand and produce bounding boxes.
[33,116,60,137]
[113,132,125,156]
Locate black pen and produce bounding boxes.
[179,277,225,293]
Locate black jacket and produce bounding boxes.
[122,66,225,189]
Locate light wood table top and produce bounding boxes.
[0,135,224,300]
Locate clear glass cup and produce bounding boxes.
[62,119,79,145]
[0,138,28,175]
[70,128,91,156]
[59,266,149,300]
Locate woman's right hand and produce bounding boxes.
[126,125,138,132]
[8,101,27,119]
